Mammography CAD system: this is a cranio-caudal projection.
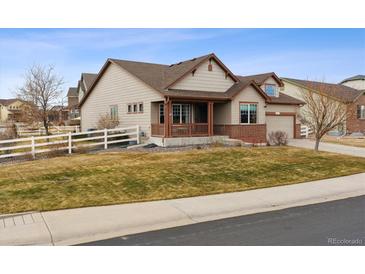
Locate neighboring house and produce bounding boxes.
[67,73,97,124]
[281,78,365,134]
[48,105,69,125]
[79,53,304,146]
[340,75,365,90]
[0,98,24,122]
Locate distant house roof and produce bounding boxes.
[0,98,22,106]
[340,75,365,84]
[82,73,98,91]
[282,78,363,103]
[67,87,78,97]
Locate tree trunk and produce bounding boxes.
[43,118,49,136]
[314,138,320,151]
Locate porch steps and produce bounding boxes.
[222,138,246,147]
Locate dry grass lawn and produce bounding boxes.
[1,146,365,214]
[320,136,365,148]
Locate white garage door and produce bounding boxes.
[266,116,294,139]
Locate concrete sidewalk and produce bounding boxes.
[289,139,365,158]
[1,173,365,246]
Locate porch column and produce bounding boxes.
[164,98,172,138]
[208,101,214,136]
[164,98,173,138]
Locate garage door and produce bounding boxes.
[266,115,294,139]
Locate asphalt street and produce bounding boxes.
[80,195,365,246]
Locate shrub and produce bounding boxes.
[0,123,17,140]
[96,114,119,129]
[268,131,288,146]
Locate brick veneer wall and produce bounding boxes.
[347,94,365,133]
[295,124,301,139]
[214,124,267,143]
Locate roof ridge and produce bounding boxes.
[283,77,360,90]
[109,58,168,67]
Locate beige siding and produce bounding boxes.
[170,59,235,92]
[266,116,294,138]
[230,86,266,124]
[213,102,231,124]
[281,80,345,123]
[342,80,365,90]
[0,100,23,122]
[78,85,84,103]
[280,80,306,101]
[266,104,298,114]
[81,63,164,136]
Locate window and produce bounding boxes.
[265,84,277,97]
[172,104,190,124]
[240,103,257,124]
[133,104,137,113]
[110,105,118,120]
[138,103,143,113]
[128,104,132,113]
[357,105,365,119]
[159,104,164,124]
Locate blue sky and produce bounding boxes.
[0,28,364,99]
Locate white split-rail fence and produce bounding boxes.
[300,125,313,138]
[0,125,140,160]
[16,125,80,137]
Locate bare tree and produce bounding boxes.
[96,113,119,129]
[16,65,64,135]
[300,82,349,151]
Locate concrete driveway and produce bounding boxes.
[288,139,365,158]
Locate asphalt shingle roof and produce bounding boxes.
[283,78,363,103]
[340,75,365,84]
[67,87,78,97]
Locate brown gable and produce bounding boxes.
[237,72,284,87]
[67,87,78,97]
[164,53,239,89]
[283,78,363,103]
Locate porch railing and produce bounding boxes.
[151,123,209,137]
[151,124,165,136]
[171,123,208,137]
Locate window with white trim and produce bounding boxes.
[357,105,365,119]
[138,103,143,113]
[110,105,118,120]
[264,84,277,97]
[240,103,257,124]
[159,103,164,124]
[172,104,190,124]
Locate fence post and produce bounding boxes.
[104,128,108,149]
[68,132,72,154]
[136,126,140,144]
[31,136,35,159]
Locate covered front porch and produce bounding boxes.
[151,98,219,138]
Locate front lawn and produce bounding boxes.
[320,135,365,148]
[1,146,365,214]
